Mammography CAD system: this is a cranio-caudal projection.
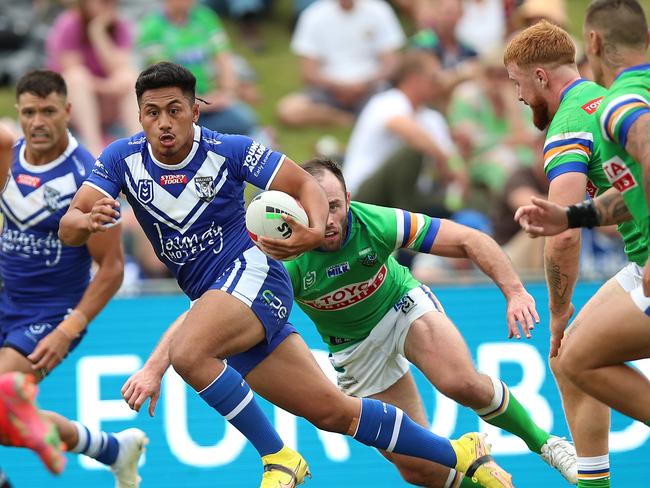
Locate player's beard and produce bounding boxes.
[529,97,551,131]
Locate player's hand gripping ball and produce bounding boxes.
[246,190,309,260]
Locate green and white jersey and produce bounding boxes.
[543,79,646,265]
[597,64,650,262]
[138,5,230,95]
[285,201,440,352]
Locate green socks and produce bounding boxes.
[474,377,550,454]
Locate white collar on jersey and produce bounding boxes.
[147,124,202,171]
[19,131,79,173]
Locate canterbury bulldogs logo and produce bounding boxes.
[137,179,154,204]
[43,185,61,212]
[195,176,216,202]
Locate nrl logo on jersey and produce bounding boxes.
[43,185,61,212]
[137,179,154,204]
[195,176,216,202]
[326,261,350,278]
[303,271,316,290]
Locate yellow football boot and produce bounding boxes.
[451,432,514,488]
[261,445,311,488]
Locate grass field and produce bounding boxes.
[1,0,649,162]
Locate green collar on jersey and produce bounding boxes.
[560,78,587,101]
[616,63,650,81]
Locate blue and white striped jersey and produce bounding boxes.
[85,125,287,300]
[0,134,95,306]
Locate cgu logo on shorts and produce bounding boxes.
[299,265,387,311]
[603,156,638,194]
[26,323,52,342]
[262,290,288,319]
[581,96,603,115]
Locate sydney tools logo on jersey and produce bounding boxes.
[299,265,387,311]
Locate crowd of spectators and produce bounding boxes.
[0,0,626,288]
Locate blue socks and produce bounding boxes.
[70,421,119,465]
[353,398,457,468]
[199,365,284,457]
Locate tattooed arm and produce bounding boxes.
[624,112,650,295]
[544,173,586,357]
[624,113,650,217]
[594,187,632,225]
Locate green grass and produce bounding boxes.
[1,0,649,163]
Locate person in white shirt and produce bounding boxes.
[344,51,464,196]
[277,0,405,127]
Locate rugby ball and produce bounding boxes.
[246,190,309,250]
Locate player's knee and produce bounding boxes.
[438,376,488,408]
[168,338,201,380]
[557,350,585,386]
[304,391,351,433]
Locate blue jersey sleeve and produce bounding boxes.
[222,134,286,190]
[83,144,124,198]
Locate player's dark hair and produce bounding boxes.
[302,158,347,194]
[135,62,196,105]
[15,70,67,100]
[586,0,648,50]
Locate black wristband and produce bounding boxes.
[566,199,599,229]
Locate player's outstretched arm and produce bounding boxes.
[429,219,539,339]
[259,157,328,260]
[122,312,187,417]
[29,224,125,374]
[515,188,631,237]
[59,184,120,246]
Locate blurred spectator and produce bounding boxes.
[490,159,548,273]
[203,0,273,52]
[343,51,464,196]
[411,0,479,71]
[516,0,567,29]
[447,46,537,194]
[456,0,507,55]
[277,0,405,128]
[46,0,141,157]
[354,110,456,217]
[138,0,259,136]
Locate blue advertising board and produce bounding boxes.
[1,282,647,486]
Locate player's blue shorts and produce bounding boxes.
[205,245,296,377]
[0,293,85,357]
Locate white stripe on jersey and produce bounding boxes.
[231,246,269,307]
[1,172,77,231]
[394,209,405,249]
[543,131,594,149]
[544,148,590,168]
[122,151,229,234]
[599,93,649,142]
[407,213,426,249]
[264,154,286,190]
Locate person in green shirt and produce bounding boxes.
[281,158,576,488]
[514,1,650,481]
[137,0,258,136]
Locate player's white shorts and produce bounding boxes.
[615,262,643,292]
[329,285,443,398]
[614,262,650,315]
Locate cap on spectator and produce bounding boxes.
[518,0,568,28]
